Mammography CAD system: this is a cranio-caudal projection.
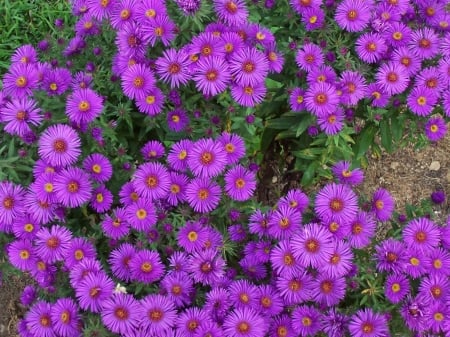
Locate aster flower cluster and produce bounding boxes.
[288,0,449,140]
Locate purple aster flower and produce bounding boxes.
[383,21,412,48]
[142,15,176,47]
[335,0,372,32]
[418,274,449,304]
[371,188,395,221]
[423,302,450,334]
[223,307,267,337]
[187,249,225,285]
[53,167,92,208]
[307,65,337,85]
[270,240,303,277]
[186,177,221,213]
[168,139,193,172]
[109,243,136,282]
[425,117,447,142]
[278,188,309,214]
[267,205,302,240]
[276,271,313,305]
[423,247,450,277]
[136,87,165,116]
[375,62,409,95]
[230,82,266,107]
[204,287,231,321]
[255,285,284,317]
[7,239,36,272]
[41,67,71,96]
[365,83,389,108]
[66,88,103,124]
[218,132,245,165]
[265,45,284,74]
[214,0,249,26]
[348,308,389,337]
[25,300,55,337]
[167,108,190,132]
[64,237,96,270]
[161,271,193,307]
[229,279,259,309]
[375,238,407,274]
[289,0,321,13]
[400,295,427,332]
[301,6,325,31]
[176,307,210,336]
[315,183,358,224]
[305,82,340,116]
[140,294,177,334]
[101,293,141,335]
[248,209,271,237]
[404,247,427,278]
[347,211,376,248]
[224,165,256,201]
[417,67,445,94]
[221,32,245,59]
[332,161,364,185]
[291,305,322,337]
[319,240,353,278]
[140,140,165,161]
[384,273,410,304]
[190,32,226,59]
[403,217,440,251]
[289,87,306,112]
[68,257,102,288]
[355,32,388,64]
[292,222,335,268]
[229,47,269,87]
[406,86,438,117]
[20,285,36,306]
[408,27,440,60]
[296,43,324,72]
[71,71,93,90]
[155,48,191,88]
[12,215,40,241]
[312,275,346,306]
[76,271,114,313]
[317,109,345,135]
[391,46,421,76]
[34,225,72,264]
[133,162,170,200]
[321,308,349,337]
[187,138,227,178]
[229,224,247,242]
[193,56,230,97]
[339,70,367,106]
[110,0,137,30]
[82,153,113,183]
[0,181,26,227]
[175,0,202,15]
[50,298,81,337]
[166,171,189,207]
[269,314,295,337]
[38,124,81,168]
[129,249,164,283]
[90,184,113,213]
[125,198,157,232]
[22,190,56,226]
[183,224,214,254]
[102,207,130,240]
[121,63,156,100]
[11,44,38,65]
[431,190,446,204]
[2,63,39,98]
[135,0,168,22]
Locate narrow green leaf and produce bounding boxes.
[354,125,377,160]
[380,119,392,152]
[301,161,318,186]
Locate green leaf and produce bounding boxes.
[354,125,377,160]
[293,148,322,160]
[265,116,299,130]
[380,119,392,152]
[391,115,404,142]
[301,161,319,186]
[295,114,314,137]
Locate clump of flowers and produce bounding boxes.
[0,0,450,336]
